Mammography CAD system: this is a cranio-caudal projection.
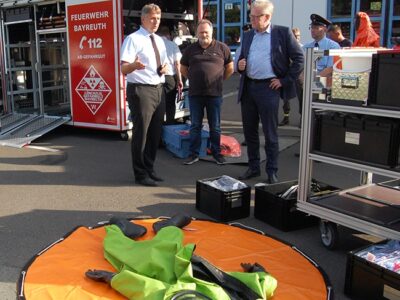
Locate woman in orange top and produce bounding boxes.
[353,11,380,47]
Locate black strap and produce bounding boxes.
[191,254,261,300]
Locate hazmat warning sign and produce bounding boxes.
[76,66,112,115]
[67,0,120,127]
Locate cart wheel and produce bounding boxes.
[120,131,129,141]
[319,221,339,250]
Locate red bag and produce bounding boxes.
[220,135,241,157]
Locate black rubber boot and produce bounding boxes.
[109,216,147,239]
[85,269,115,284]
[152,214,192,233]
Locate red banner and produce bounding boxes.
[67,0,118,126]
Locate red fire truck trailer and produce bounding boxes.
[0,0,202,147]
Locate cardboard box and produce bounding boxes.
[196,176,250,222]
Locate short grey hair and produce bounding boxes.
[197,19,213,29]
[251,0,274,15]
[141,3,161,16]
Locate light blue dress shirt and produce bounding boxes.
[246,26,276,79]
[303,36,340,73]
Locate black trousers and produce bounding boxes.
[126,83,165,180]
[282,79,303,115]
[282,99,290,115]
[164,75,177,124]
[296,78,303,115]
[241,78,280,176]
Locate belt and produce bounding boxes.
[245,76,275,83]
[128,82,163,88]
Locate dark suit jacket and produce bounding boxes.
[237,24,304,101]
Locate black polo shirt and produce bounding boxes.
[181,39,232,97]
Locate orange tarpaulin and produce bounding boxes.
[18,219,330,300]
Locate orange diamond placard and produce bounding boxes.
[75,65,112,115]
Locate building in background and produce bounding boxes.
[205,0,399,50]
[328,0,399,46]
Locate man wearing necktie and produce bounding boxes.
[303,14,340,76]
[121,4,168,187]
[236,0,304,184]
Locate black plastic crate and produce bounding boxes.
[254,180,336,231]
[368,51,400,110]
[313,112,400,168]
[196,177,250,222]
[345,242,400,300]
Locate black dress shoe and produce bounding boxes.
[148,172,164,182]
[238,168,261,180]
[135,177,157,187]
[267,173,278,184]
[278,116,289,126]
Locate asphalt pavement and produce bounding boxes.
[0,74,377,299]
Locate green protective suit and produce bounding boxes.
[104,225,277,300]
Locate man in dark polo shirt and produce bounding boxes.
[180,19,234,165]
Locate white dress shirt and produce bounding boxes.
[121,26,167,84]
[161,37,182,76]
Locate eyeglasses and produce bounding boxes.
[250,14,266,19]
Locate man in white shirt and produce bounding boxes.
[158,26,183,124]
[120,4,168,187]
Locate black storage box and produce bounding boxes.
[368,51,400,110]
[313,112,400,168]
[196,177,251,221]
[254,180,336,231]
[345,242,400,300]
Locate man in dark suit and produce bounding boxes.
[237,0,304,183]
